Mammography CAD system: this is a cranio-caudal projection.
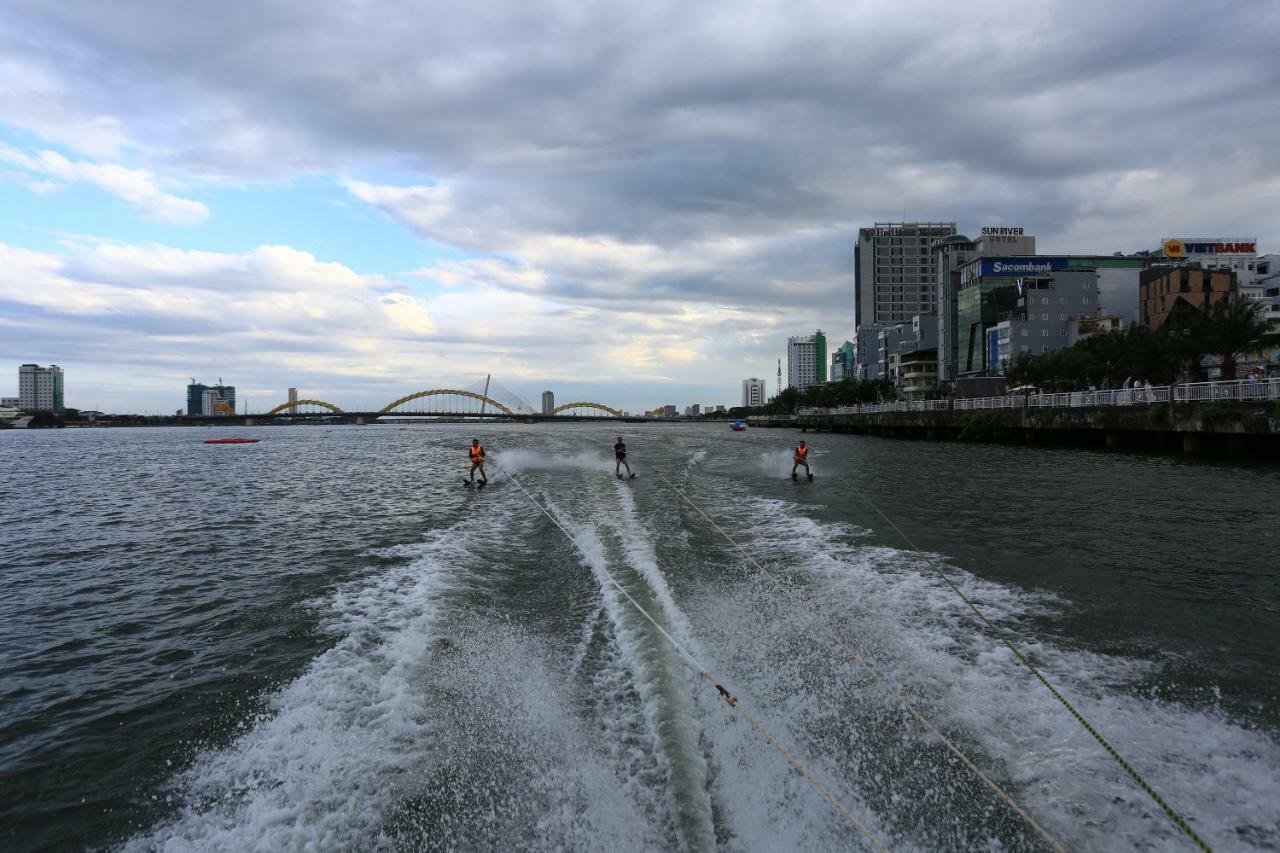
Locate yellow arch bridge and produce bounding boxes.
[257,390,623,419]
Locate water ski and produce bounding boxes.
[464,479,488,488]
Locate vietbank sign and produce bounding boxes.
[979,257,1070,276]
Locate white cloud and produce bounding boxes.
[4,0,1279,411]
[0,239,804,412]
[0,144,209,224]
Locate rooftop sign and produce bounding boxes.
[1162,238,1256,257]
[979,257,1070,276]
[981,226,1025,236]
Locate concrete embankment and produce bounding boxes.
[750,402,1280,458]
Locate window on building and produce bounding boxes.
[1082,296,1090,304]
[1041,297,1049,305]
[1059,297,1067,304]
[1041,313,1049,321]
[1041,329,1049,337]
[1059,313,1066,320]
[1020,328,1028,337]
[1059,329,1066,337]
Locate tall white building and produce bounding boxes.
[541,390,555,415]
[741,377,767,407]
[18,364,64,413]
[786,330,827,392]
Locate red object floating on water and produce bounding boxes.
[203,437,261,444]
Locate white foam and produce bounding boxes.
[755,448,804,478]
[707,493,1280,850]
[541,492,719,851]
[126,525,468,852]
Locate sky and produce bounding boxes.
[1,0,1278,414]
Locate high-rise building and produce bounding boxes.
[187,380,236,416]
[829,341,857,382]
[787,330,827,392]
[741,377,767,407]
[956,255,1145,376]
[288,387,299,414]
[931,234,976,385]
[933,228,1036,384]
[541,390,555,415]
[855,222,956,329]
[201,389,235,415]
[853,325,883,380]
[18,364,64,413]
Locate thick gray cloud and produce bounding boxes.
[2,0,1279,410]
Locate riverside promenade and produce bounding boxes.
[749,378,1280,457]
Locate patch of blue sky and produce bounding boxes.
[0,124,476,287]
[0,173,470,283]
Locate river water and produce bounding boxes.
[1,423,1277,851]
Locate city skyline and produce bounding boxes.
[2,2,1279,413]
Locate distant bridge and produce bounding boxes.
[190,387,639,424]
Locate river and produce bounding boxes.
[1,423,1277,851]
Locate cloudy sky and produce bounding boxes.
[2,0,1278,413]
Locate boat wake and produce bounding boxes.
[124,449,1280,852]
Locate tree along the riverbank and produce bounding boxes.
[727,378,897,417]
[1006,298,1279,390]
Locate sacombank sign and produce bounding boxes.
[979,258,1070,276]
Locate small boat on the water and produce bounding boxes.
[729,420,747,431]
[203,437,260,444]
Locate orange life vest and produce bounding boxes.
[469,445,484,461]
[794,445,808,459]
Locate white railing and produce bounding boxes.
[788,378,1279,417]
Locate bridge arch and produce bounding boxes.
[550,401,623,418]
[380,389,516,416]
[264,399,344,415]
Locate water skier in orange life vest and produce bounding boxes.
[791,440,813,481]
[466,439,488,487]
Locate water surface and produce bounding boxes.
[1,424,1277,851]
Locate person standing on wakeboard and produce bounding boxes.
[614,436,635,479]
[791,440,813,480]
[467,439,488,486]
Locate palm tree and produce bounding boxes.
[1196,298,1280,380]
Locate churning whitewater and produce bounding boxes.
[8,425,1269,852]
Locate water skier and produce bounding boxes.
[791,440,813,481]
[467,439,488,487]
[614,436,635,479]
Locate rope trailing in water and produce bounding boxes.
[834,473,1213,853]
[492,464,888,851]
[651,467,1067,853]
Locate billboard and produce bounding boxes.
[978,257,1070,276]
[1162,238,1256,257]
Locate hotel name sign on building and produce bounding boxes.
[1162,238,1256,257]
[981,226,1025,236]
